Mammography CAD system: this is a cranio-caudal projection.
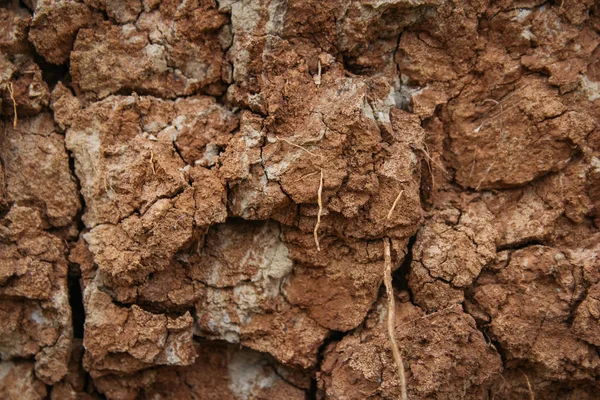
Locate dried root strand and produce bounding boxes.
[7,82,17,128]
[420,143,448,176]
[474,98,504,191]
[149,151,156,175]
[275,135,324,251]
[468,145,479,186]
[276,135,319,157]
[386,189,404,220]
[296,170,320,182]
[475,160,496,191]
[383,238,407,400]
[490,373,507,400]
[313,168,324,251]
[522,371,534,400]
[314,59,322,86]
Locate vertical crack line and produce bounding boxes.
[308,330,345,400]
[67,265,85,339]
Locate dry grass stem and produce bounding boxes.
[313,168,324,251]
[383,238,407,400]
[386,189,404,220]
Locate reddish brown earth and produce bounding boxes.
[1,0,599,399]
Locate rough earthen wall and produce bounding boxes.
[1,0,599,399]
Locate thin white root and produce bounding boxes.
[8,82,17,128]
[386,190,404,220]
[383,238,407,400]
[314,168,324,251]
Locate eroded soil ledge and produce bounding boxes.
[1,0,599,399]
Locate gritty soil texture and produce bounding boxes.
[0,0,599,399]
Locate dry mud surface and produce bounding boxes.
[1,0,599,399]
